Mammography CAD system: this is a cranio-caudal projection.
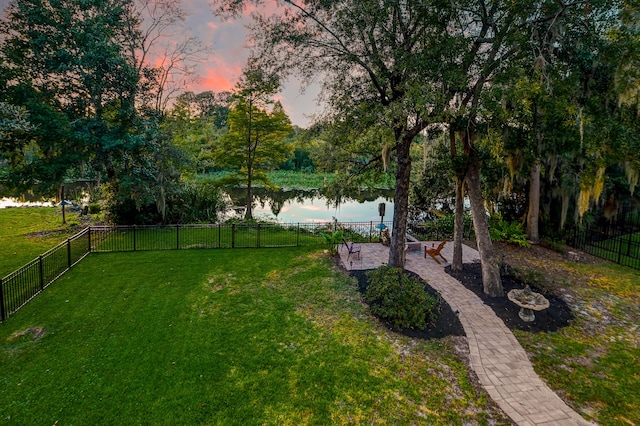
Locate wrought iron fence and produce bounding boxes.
[408,216,476,241]
[1,228,93,321]
[89,221,390,252]
[566,207,640,270]
[1,221,392,322]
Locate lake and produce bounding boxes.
[224,187,395,223]
[1,186,397,224]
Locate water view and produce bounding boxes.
[0,197,54,209]
[224,187,395,223]
[2,186,396,224]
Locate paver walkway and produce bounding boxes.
[339,242,593,426]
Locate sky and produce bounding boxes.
[0,0,320,127]
[181,1,320,127]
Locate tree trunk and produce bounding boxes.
[245,172,253,220]
[388,136,412,268]
[465,160,503,296]
[526,160,541,243]
[450,126,464,272]
[451,177,465,271]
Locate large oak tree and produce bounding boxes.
[212,0,458,268]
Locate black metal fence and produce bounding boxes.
[1,221,392,322]
[6,213,638,322]
[566,207,640,270]
[409,216,476,241]
[1,228,93,322]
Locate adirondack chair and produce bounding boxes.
[342,239,361,260]
[424,241,447,264]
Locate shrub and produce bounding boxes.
[319,230,344,254]
[88,203,101,214]
[364,266,439,330]
[165,181,226,224]
[489,215,531,247]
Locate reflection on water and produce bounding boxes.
[0,180,96,209]
[224,187,395,223]
[3,183,396,224]
[0,197,54,208]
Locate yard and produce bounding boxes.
[2,208,639,425]
[0,248,508,425]
[494,242,640,425]
[0,207,88,278]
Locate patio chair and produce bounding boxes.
[424,241,447,264]
[342,239,361,260]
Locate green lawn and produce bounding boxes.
[0,207,82,278]
[0,248,507,425]
[92,223,327,252]
[513,260,640,426]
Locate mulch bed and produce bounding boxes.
[445,262,574,333]
[349,262,575,339]
[349,269,466,340]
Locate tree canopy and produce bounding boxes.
[213,66,293,220]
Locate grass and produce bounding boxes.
[0,207,84,278]
[266,170,335,189]
[92,223,328,252]
[0,248,507,424]
[511,259,640,426]
[198,170,335,189]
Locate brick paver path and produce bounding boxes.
[339,242,593,426]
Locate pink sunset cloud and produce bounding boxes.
[0,0,320,126]
[192,63,242,93]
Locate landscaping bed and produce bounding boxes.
[349,269,465,339]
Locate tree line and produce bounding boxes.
[0,0,305,223]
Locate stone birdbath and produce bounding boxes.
[507,285,550,322]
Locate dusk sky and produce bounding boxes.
[0,0,320,127]
[181,1,320,127]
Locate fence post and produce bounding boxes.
[257,224,261,248]
[618,235,624,265]
[88,227,92,252]
[67,238,72,268]
[297,224,300,247]
[176,224,180,250]
[0,278,6,322]
[232,224,236,248]
[39,255,44,291]
[133,225,137,251]
[369,221,373,242]
[218,223,221,248]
